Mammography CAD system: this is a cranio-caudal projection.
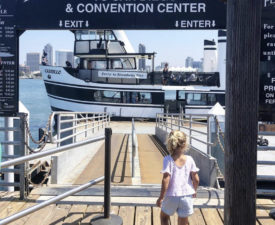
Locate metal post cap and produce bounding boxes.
[90,214,123,225]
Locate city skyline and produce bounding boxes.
[19,30,218,67]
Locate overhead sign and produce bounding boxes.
[0,0,18,116]
[98,71,147,79]
[259,1,275,121]
[15,0,227,30]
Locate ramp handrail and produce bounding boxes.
[0,176,104,225]
[132,118,137,177]
[49,112,110,145]
[156,113,212,154]
[1,135,105,169]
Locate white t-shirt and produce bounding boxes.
[161,155,199,196]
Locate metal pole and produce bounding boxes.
[91,128,122,225]
[104,128,111,219]
[57,114,61,147]
[4,117,14,192]
[207,116,211,155]
[19,114,27,200]
[132,118,135,177]
[189,115,192,147]
[0,176,104,225]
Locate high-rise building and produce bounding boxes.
[138,44,146,70]
[19,65,30,76]
[43,44,53,66]
[193,60,203,71]
[55,50,74,67]
[26,53,40,72]
[185,57,194,68]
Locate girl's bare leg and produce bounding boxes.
[178,216,189,225]
[160,211,170,225]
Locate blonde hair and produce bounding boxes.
[167,130,187,155]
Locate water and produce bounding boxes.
[19,79,51,147]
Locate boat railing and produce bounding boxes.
[65,67,220,87]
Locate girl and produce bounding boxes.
[156,130,199,225]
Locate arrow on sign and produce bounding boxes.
[175,21,179,28]
[212,20,216,27]
[85,20,89,27]
[59,20,63,27]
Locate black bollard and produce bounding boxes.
[90,128,123,225]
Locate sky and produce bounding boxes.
[19,30,218,67]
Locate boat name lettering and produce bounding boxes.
[74,3,206,14]
[45,69,62,75]
[98,71,147,79]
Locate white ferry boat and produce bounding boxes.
[40,30,226,118]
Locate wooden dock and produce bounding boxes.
[0,192,274,225]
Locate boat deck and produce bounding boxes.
[0,191,274,225]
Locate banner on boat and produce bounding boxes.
[98,71,147,79]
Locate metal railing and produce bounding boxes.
[0,176,104,225]
[156,113,213,154]
[0,128,122,225]
[131,118,137,177]
[50,112,110,146]
[0,113,29,199]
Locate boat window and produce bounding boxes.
[83,60,107,69]
[165,90,176,100]
[76,31,96,40]
[140,92,152,104]
[121,58,136,69]
[186,93,207,105]
[208,93,217,105]
[122,92,152,104]
[111,59,123,69]
[94,91,121,103]
[178,91,185,100]
[216,94,225,105]
[105,31,116,40]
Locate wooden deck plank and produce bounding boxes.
[23,204,56,225]
[256,209,275,225]
[201,208,223,225]
[119,206,135,225]
[62,204,88,225]
[41,204,72,225]
[135,206,152,225]
[257,199,275,210]
[81,205,103,225]
[8,195,40,225]
[152,207,161,225]
[189,208,206,225]
[0,199,28,219]
[0,196,17,215]
[110,205,119,215]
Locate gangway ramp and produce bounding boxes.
[73,134,132,185]
[137,134,168,184]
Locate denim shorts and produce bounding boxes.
[161,195,193,218]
